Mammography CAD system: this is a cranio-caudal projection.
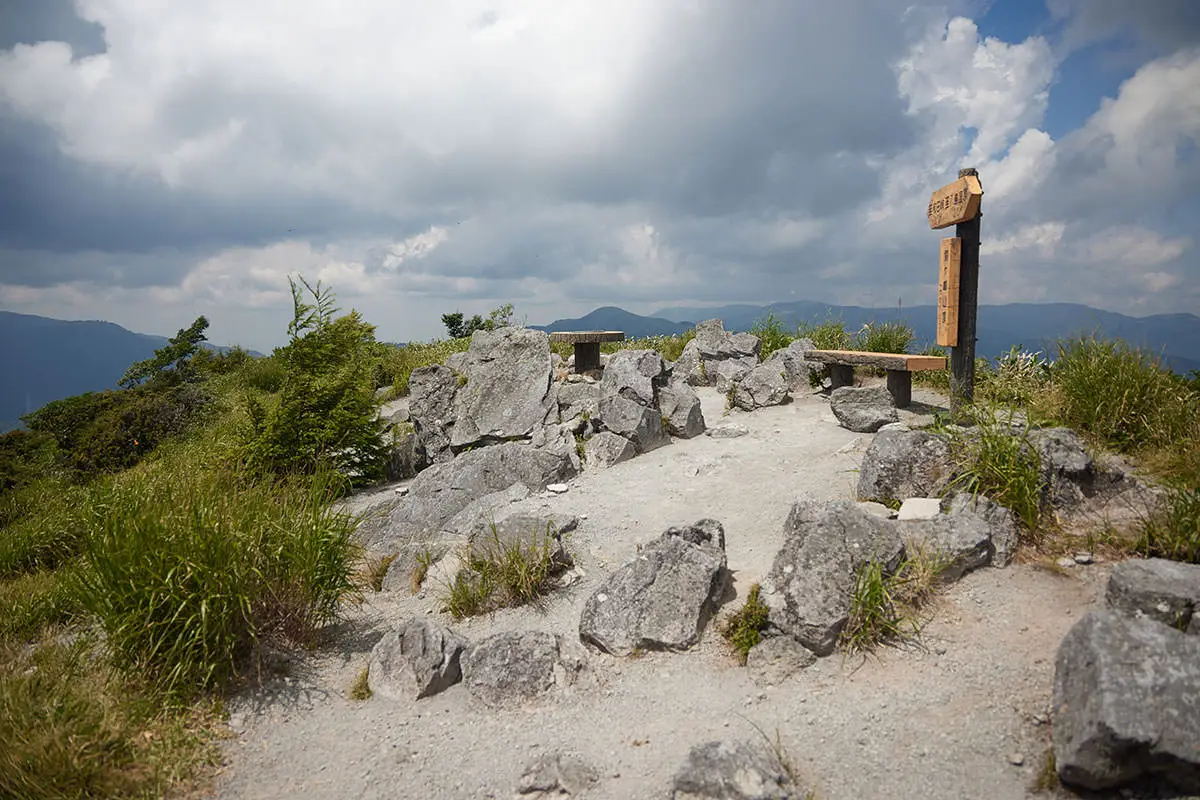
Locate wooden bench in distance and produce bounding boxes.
[805,349,946,408]
[548,331,625,372]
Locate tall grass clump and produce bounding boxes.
[840,544,948,655]
[77,467,359,697]
[606,330,697,362]
[749,314,794,359]
[979,345,1051,407]
[796,317,851,350]
[946,408,1044,533]
[444,523,567,619]
[1136,486,1200,564]
[1045,335,1198,453]
[0,476,91,578]
[853,321,914,354]
[721,583,770,664]
[378,338,471,396]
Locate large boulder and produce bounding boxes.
[584,431,638,469]
[671,739,801,800]
[1029,427,1095,510]
[597,394,669,454]
[829,386,898,433]
[659,379,706,438]
[763,500,904,656]
[767,339,818,393]
[375,442,578,548]
[384,429,421,481]
[460,631,585,708]
[677,320,760,387]
[408,364,460,463]
[898,493,1020,577]
[1106,558,1200,633]
[713,360,754,395]
[1053,610,1200,792]
[674,339,707,387]
[600,349,669,406]
[450,328,556,449]
[557,381,599,434]
[731,362,790,411]
[367,617,466,700]
[856,428,954,504]
[579,520,728,656]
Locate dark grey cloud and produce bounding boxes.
[0,0,105,55]
[1049,0,1200,54]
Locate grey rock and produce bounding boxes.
[767,339,818,393]
[580,522,728,656]
[376,442,578,548]
[460,631,584,708]
[856,428,954,504]
[598,394,669,454]
[367,617,466,700]
[600,349,669,407]
[829,386,898,433]
[714,359,755,395]
[671,739,799,800]
[465,511,578,574]
[732,363,790,411]
[382,404,410,426]
[727,332,762,359]
[746,636,817,687]
[384,431,421,481]
[584,431,638,469]
[1053,610,1200,792]
[765,500,904,656]
[900,494,1017,580]
[517,752,600,796]
[664,518,727,550]
[706,423,750,439]
[675,339,707,387]
[444,351,468,373]
[1106,558,1200,632]
[408,364,460,463]
[1030,427,1095,509]
[557,381,599,432]
[450,328,555,449]
[693,319,729,359]
[659,379,707,438]
[856,501,896,520]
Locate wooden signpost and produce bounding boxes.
[928,168,983,420]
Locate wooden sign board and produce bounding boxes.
[937,237,961,347]
[928,175,983,230]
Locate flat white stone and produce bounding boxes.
[897,497,942,521]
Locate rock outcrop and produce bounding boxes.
[367,617,466,700]
[450,327,556,449]
[856,428,954,504]
[829,386,898,433]
[460,631,585,708]
[671,739,801,800]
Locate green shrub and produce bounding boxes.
[0,429,58,494]
[0,477,92,578]
[853,321,913,354]
[721,583,770,664]
[796,317,851,350]
[245,278,388,487]
[1136,486,1200,564]
[979,345,1051,407]
[750,315,794,360]
[236,354,287,393]
[76,467,359,697]
[444,522,565,619]
[1045,335,1198,453]
[607,330,697,363]
[946,409,1044,533]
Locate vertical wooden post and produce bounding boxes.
[950,167,981,422]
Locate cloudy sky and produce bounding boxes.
[1,0,1198,350]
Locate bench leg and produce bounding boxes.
[574,342,601,372]
[886,369,912,408]
[829,364,854,389]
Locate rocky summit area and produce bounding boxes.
[212,323,1200,800]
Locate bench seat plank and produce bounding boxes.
[805,349,945,372]
[548,331,626,344]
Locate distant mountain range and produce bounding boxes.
[537,302,1200,375]
[0,311,249,432]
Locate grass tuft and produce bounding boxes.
[1136,485,1200,564]
[349,667,372,701]
[946,408,1045,534]
[443,523,566,619]
[363,553,398,593]
[853,321,913,355]
[721,583,771,664]
[840,544,948,655]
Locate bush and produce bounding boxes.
[979,346,1051,407]
[1136,486,1200,564]
[721,583,770,664]
[853,321,913,354]
[0,429,58,494]
[750,315,794,360]
[0,477,92,578]
[245,278,389,486]
[443,523,566,619]
[235,354,287,393]
[1045,335,1198,453]
[76,468,359,697]
[796,317,851,350]
[946,409,1044,533]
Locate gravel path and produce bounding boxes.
[211,387,1106,800]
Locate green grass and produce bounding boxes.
[797,317,852,351]
[77,467,360,698]
[363,552,398,593]
[1136,485,1200,564]
[750,314,794,360]
[853,321,913,354]
[0,476,92,578]
[443,523,565,619]
[349,666,372,701]
[0,568,84,643]
[946,408,1045,534]
[721,583,771,664]
[377,338,472,396]
[840,544,948,655]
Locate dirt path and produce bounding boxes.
[212,387,1105,800]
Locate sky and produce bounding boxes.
[0,0,1198,350]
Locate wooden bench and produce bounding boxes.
[804,349,946,408]
[548,331,625,372]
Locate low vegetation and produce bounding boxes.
[946,408,1045,534]
[840,544,948,656]
[721,583,771,664]
[443,522,567,619]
